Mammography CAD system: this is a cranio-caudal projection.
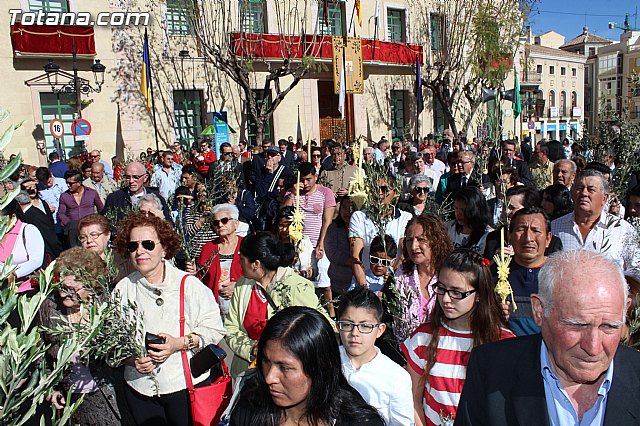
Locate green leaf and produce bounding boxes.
[0,122,19,152]
[0,153,22,182]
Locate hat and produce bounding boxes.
[266,146,280,155]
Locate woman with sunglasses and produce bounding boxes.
[225,232,332,379]
[194,204,244,319]
[113,212,225,426]
[398,174,433,217]
[400,249,513,426]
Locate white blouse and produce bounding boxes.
[114,261,226,396]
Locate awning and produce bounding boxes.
[11,24,96,57]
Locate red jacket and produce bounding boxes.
[195,150,216,175]
[197,236,243,301]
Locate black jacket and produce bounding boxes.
[17,201,62,265]
[455,334,640,426]
[103,187,172,223]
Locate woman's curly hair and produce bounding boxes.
[54,247,106,291]
[401,214,453,274]
[113,211,181,259]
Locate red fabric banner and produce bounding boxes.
[10,24,96,56]
[230,32,423,66]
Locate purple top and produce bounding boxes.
[58,187,104,227]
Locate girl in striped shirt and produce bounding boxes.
[400,249,514,426]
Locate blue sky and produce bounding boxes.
[529,0,638,42]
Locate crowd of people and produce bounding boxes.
[2,132,640,426]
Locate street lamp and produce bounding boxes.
[43,42,106,117]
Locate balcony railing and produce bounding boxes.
[521,71,542,83]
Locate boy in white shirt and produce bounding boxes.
[336,286,414,426]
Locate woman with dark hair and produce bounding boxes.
[446,186,492,254]
[392,215,453,342]
[112,212,225,425]
[225,232,331,379]
[401,249,514,426]
[231,306,385,426]
[325,197,356,297]
[541,183,573,220]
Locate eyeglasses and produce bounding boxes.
[414,186,429,194]
[335,321,381,334]
[65,180,80,186]
[456,160,473,165]
[79,232,103,243]
[432,283,477,300]
[392,145,402,150]
[221,151,233,156]
[89,154,100,158]
[370,255,393,267]
[312,154,321,158]
[123,174,145,180]
[126,240,158,253]
[212,217,233,227]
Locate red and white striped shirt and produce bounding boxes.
[401,322,514,425]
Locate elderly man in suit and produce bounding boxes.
[455,249,640,426]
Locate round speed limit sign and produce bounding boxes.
[49,118,64,139]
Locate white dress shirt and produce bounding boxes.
[551,211,640,276]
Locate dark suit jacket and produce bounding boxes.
[506,158,532,184]
[103,187,171,223]
[279,150,295,168]
[455,334,640,426]
[17,201,62,265]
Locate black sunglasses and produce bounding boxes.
[414,186,429,194]
[126,240,157,253]
[212,217,233,227]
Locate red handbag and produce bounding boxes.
[179,275,233,426]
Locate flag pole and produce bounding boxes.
[145,30,161,155]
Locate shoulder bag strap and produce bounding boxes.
[254,283,278,311]
[179,274,195,396]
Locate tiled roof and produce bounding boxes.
[560,32,613,48]
[527,44,586,59]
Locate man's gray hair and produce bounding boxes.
[138,193,163,211]
[554,159,577,174]
[15,190,31,206]
[576,169,610,194]
[410,174,433,191]
[91,161,105,172]
[211,203,239,220]
[537,250,628,319]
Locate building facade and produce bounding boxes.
[4,0,521,166]
[519,28,586,143]
[591,30,640,128]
